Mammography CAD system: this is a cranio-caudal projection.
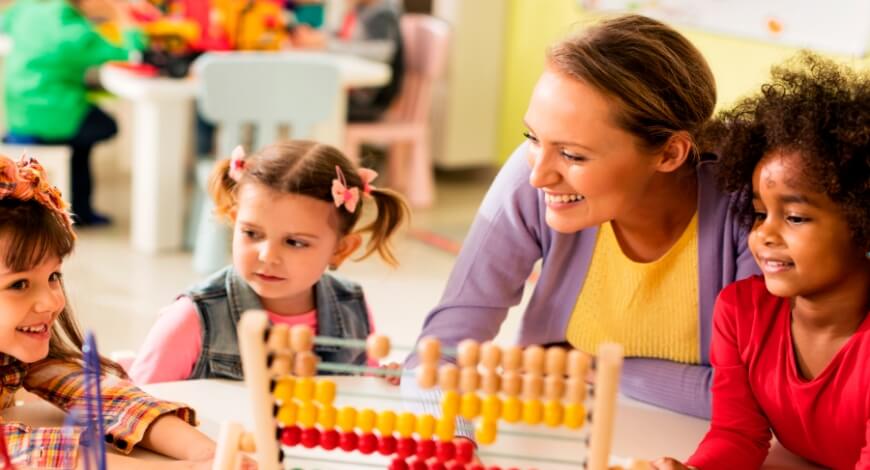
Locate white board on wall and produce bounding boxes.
[581,0,870,56]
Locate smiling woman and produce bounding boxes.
[405,14,760,420]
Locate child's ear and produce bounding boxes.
[329,233,362,269]
[654,131,694,173]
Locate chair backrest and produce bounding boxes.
[194,52,342,155]
[388,14,451,123]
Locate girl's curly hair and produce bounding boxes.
[699,53,869,251]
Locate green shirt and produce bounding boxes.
[1,0,146,139]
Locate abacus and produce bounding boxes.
[212,311,653,470]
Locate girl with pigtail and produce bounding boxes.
[131,140,410,384]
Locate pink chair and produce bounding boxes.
[344,14,450,208]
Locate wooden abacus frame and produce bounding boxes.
[212,310,648,470]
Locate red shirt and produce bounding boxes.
[688,276,870,470]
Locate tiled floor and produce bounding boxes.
[63,153,530,362]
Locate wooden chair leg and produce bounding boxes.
[407,131,434,208]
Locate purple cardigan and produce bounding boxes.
[408,143,759,418]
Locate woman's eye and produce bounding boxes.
[523,131,539,144]
[560,151,587,163]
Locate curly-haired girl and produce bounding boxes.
[654,53,870,470]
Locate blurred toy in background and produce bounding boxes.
[285,0,324,28]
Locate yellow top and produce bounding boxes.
[566,214,700,364]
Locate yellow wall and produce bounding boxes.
[497,0,870,161]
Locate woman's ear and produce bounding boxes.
[655,131,694,173]
[329,233,362,270]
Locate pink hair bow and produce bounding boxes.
[229,145,246,182]
[331,166,378,213]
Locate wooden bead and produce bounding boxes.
[459,367,480,393]
[545,347,567,376]
[521,373,544,400]
[294,351,318,377]
[366,335,391,360]
[435,416,455,442]
[416,414,436,440]
[480,341,502,370]
[457,339,480,367]
[417,337,441,364]
[544,400,563,427]
[501,370,521,396]
[438,363,460,391]
[502,396,521,423]
[269,352,292,377]
[567,349,591,378]
[397,412,416,438]
[522,346,545,374]
[417,363,438,389]
[441,390,460,418]
[272,377,295,402]
[564,402,586,429]
[502,345,522,371]
[315,379,336,405]
[294,377,315,401]
[298,401,318,428]
[290,325,314,352]
[566,377,586,403]
[276,402,297,426]
[481,370,501,395]
[357,408,377,433]
[377,410,397,436]
[474,419,498,445]
[267,324,290,350]
[318,405,337,430]
[481,395,501,422]
[239,432,257,452]
[337,406,357,432]
[544,375,566,401]
[522,399,543,425]
[460,392,481,420]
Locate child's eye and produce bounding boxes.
[242,229,259,239]
[786,215,810,224]
[285,239,308,248]
[752,211,767,222]
[8,279,29,290]
[49,272,63,283]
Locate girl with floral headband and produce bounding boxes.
[0,155,218,469]
[131,140,410,383]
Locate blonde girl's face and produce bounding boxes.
[232,183,360,315]
[0,238,65,363]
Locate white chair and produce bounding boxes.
[0,144,71,199]
[190,52,342,274]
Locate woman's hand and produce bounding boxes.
[650,457,697,470]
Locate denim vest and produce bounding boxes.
[185,266,371,380]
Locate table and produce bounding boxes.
[99,52,390,253]
[138,378,822,470]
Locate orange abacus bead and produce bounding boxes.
[544,375,566,401]
[502,396,522,423]
[522,346,545,375]
[438,363,460,391]
[417,363,438,389]
[376,410,397,435]
[480,341,502,370]
[460,392,481,420]
[290,325,314,352]
[457,339,480,367]
[366,335,391,360]
[267,324,290,350]
[416,414,437,440]
[475,419,498,445]
[294,351,318,377]
[522,373,544,400]
[567,349,591,378]
[357,408,377,433]
[337,406,357,432]
[566,377,586,403]
[459,367,480,393]
[272,377,295,402]
[270,353,292,377]
[396,412,416,438]
[502,345,522,371]
[417,337,441,364]
[481,370,501,395]
[441,390,460,418]
[522,399,543,425]
[564,402,586,429]
[502,371,521,396]
[544,400,564,427]
[481,394,502,422]
[545,347,567,376]
[318,405,337,430]
[315,379,336,405]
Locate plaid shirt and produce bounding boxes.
[0,354,195,469]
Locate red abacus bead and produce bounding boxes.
[301,428,320,448]
[320,429,339,450]
[486,467,502,470]
[378,435,398,455]
[435,440,455,462]
[427,462,445,470]
[455,440,474,464]
[280,425,301,446]
[397,437,417,458]
[416,439,435,460]
[469,466,485,470]
[339,431,358,452]
[447,464,465,470]
[390,457,409,470]
[409,458,427,470]
[359,433,378,455]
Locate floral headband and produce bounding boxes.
[332,165,378,213]
[0,155,75,237]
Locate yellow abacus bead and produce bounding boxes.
[273,377,295,402]
[544,400,563,427]
[314,379,336,405]
[502,396,521,423]
[294,377,315,402]
[337,406,357,432]
[564,403,586,429]
[481,395,502,422]
[276,402,298,426]
[396,412,416,438]
[298,401,318,428]
[474,419,498,445]
[435,416,455,442]
[416,414,436,440]
[318,405,337,430]
[357,408,377,433]
[460,392,481,420]
[376,410,397,436]
[522,399,543,425]
[441,390,460,418]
